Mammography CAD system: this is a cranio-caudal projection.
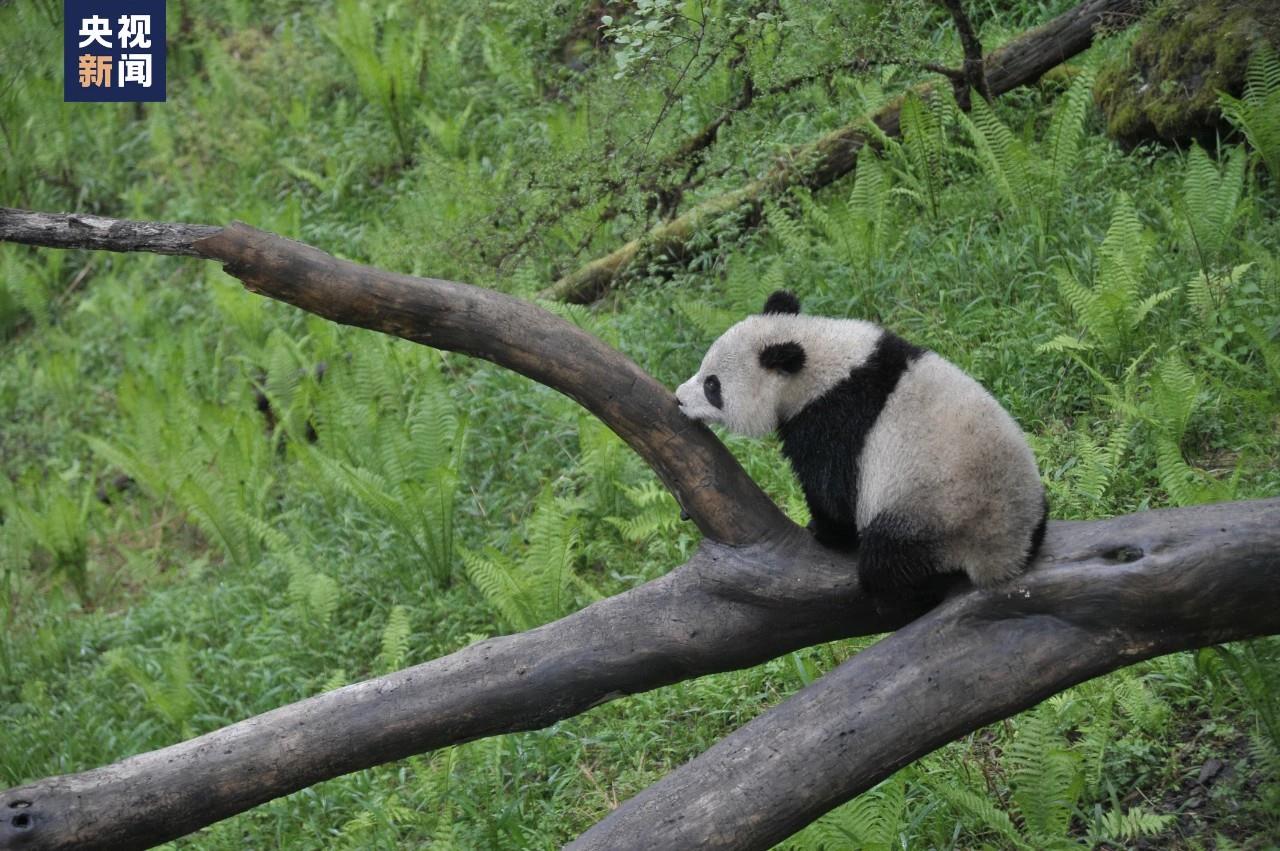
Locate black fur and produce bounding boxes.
[703,374,723,409]
[762,291,801,315]
[759,341,806,373]
[1026,495,1049,566]
[777,329,925,551]
[856,513,945,593]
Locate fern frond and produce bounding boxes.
[1043,66,1097,200]
[1220,44,1280,177]
[933,782,1029,849]
[379,605,412,672]
[958,94,1032,217]
[1095,806,1176,841]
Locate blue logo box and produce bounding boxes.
[64,0,166,102]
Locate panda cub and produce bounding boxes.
[675,290,1047,593]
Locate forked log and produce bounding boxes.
[1,208,1276,851]
[543,0,1147,303]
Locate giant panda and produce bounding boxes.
[675,290,1047,593]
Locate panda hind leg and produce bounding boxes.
[856,513,949,595]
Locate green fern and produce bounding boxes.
[764,200,811,258]
[958,94,1035,220]
[1176,144,1247,276]
[1092,806,1176,843]
[1043,66,1097,205]
[604,483,682,544]
[287,558,341,626]
[1219,44,1280,178]
[1187,262,1253,323]
[324,0,428,163]
[2,476,94,602]
[894,89,954,219]
[797,153,894,270]
[378,605,412,673]
[1147,354,1231,508]
[1050,424,1131,515]
[103,642,197,735]
[1006,708,1083,848]
[808,773,908,851]
[1049,194,1171,364]
[933,781,1030,849]
[306,352,467,586]
[461,490,596,633]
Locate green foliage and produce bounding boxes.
[462,489,596,633]
[790,772,908,851]
[0,475,94,604]
[84,368,283,569]
[894,89,955,219]
[1043,193,1171,364]
[958,93,1037,222]
[1176,144,1248,276]
[103,642,198,736]
[1220,44,1280,178]
[305,349,468,587]
[1043,67,1098,206]
[1,2,1279,847]
[324,0,429,163]
[378,605,413,673]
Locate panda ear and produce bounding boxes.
[762,290,801,315]
[759,341,806,374]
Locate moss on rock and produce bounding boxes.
[1094,0,1279,148]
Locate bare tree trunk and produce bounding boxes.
[543,0,1147,303]
[1,209,1275,851]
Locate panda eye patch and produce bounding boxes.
[703,374,723,409]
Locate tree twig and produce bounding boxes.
[938,0,991,108]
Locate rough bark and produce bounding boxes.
[572,499,1280,849]
[2,208,1276,851]
[0,208,219,256]
[543,0,1148,303]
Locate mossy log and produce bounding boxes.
[1094,0,1279,149]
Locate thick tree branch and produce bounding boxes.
[4,500,1278,849]
[0,208,786,546]
[543,0,1145,303]
[572,499,1280,848]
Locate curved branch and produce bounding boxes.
[0,208,787,545]
[570,498,1280,849]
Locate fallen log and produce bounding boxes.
[542,0,1147,303]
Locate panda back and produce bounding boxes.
[855,352,1041,554]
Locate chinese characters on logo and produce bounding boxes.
[65,2,166,102]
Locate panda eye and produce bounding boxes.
[703,374,723,410]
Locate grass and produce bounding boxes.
[2,0,1279,847]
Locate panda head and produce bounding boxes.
[676,291,832,437]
